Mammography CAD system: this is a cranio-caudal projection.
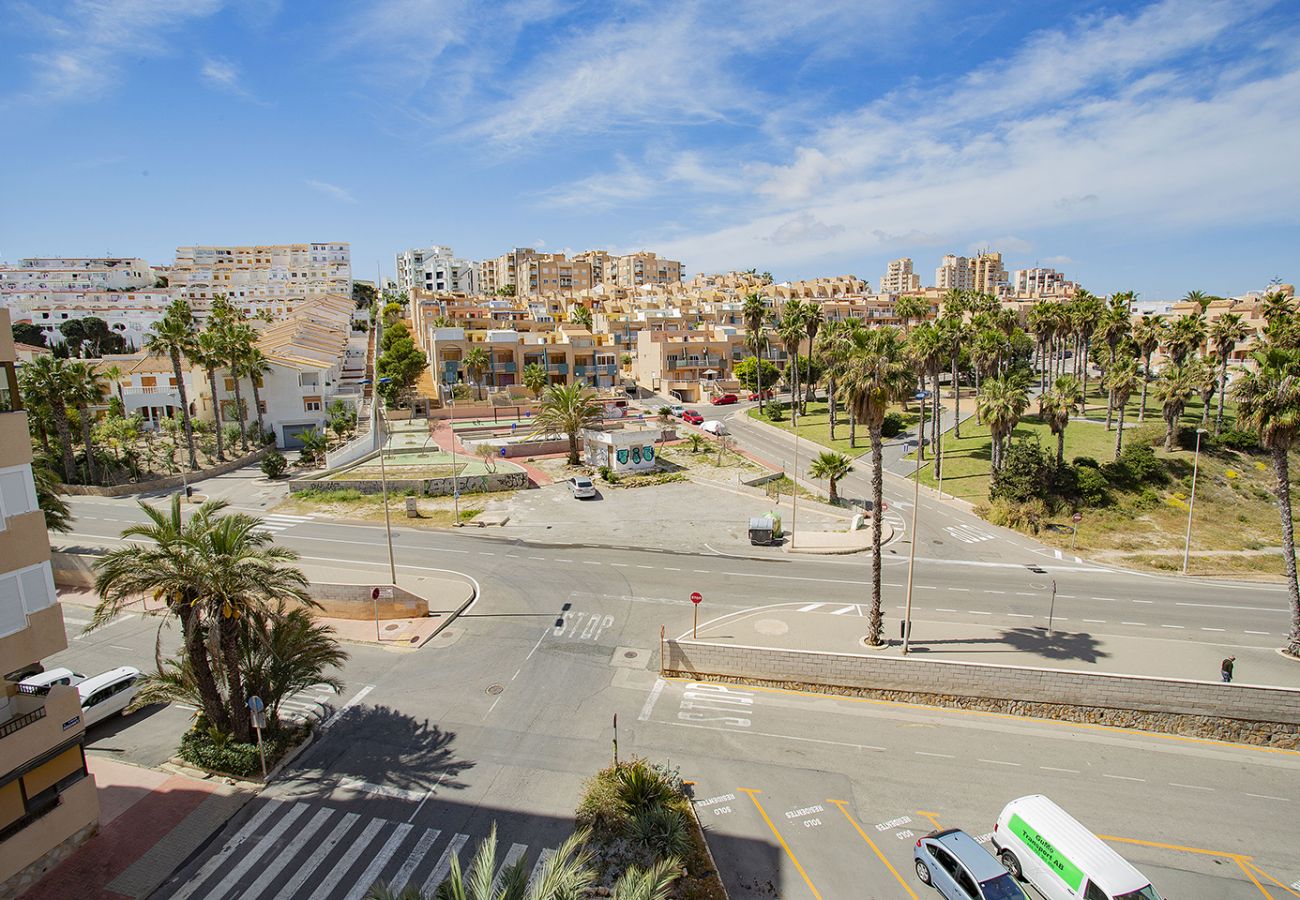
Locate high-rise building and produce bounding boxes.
[935,251,1008,294]
[395,245,477,294]
[0,308,100,894]
[971,251,1008,294]
[879,258,921,294]
[518,253,593,295]
[611,252,682,287]
[169,243,351,316]
[573,250,614,285]
[1012,267,1075,297]
[479,248,539,296]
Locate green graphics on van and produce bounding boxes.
[1009,814,1084,891]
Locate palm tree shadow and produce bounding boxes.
[291,704,474,792]
[908,628,1110,664]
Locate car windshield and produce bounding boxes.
[1115,888,1163,900]
[575,479,591,486]
[980,874,1027,900]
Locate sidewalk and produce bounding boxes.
[687,604,1300,688]
[23,756,253,900]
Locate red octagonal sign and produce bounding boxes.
[690,591,703,605]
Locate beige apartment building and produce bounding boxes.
[631,327,747,403]
[169,243,352,316]
[0,309,100,896]
[422,324,620,396]
[935,251,1008,294]
[611,252,681,287]
[478,248,540,296]
[573,250,614,285]
[518,254,593,296]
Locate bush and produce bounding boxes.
[260,451,288,479]
[178,725,299,778]
[984,497,1049,534]
[1129,423,1165,448]
[1075,465,1110,506]
[1217,429,1260,452]
[598,465,619,483]
[1103,443,1166,489]
[880,411,904,438]
[765,402,785,422]
[991,438,1052,504]
[1072,455,1100,469]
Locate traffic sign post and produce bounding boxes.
[247,696,267,777]
[690,591,703,638]
[1071,512,1082,551]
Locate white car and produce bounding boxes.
[568,476,597,499]
[20,667,87,690]
[701,420,728,435]
[77,666,142,727]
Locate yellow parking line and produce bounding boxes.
[737,788,822,899]
[1097,834,1250,859]
[1247,861,1300,898]
[916,810,943,831]
[827,799,919,900]
[661,676,1300,756]
[1236,857,1274,898]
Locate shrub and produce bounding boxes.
[1217,429,1261,452]
[984,497,1049,534]
[260,451,288,479]
[991,438,1052,504]
[1129,423,1165,448]
[880,411,904,438]
[1075,465,1111,506]
[765,402,785,422]
[1072,455,1100,469]
[178,725,299,778]
[598,465,619,483]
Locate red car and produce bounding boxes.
[682,410,704,425]
[711,393,739,405]
[748,390,773,401]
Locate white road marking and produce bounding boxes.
[168,800,284,900]
[1102,774,1145,782]
[584,561,603,566]
[321,684,375,730]
[389,828,441,893]
[978,759,1021,767]
[611,563,628,567]
[1014,592,1036,597]
[422,833,470,896]
[1245,631,1271,635]
[637,565,654,569]
[983,590,1005,595]
[529,556,546,560]
[639,678,667,722]
[344,822,414,900]
[232,807,333,900]
[316,818,385,899]
[1176,601,1281,612]
[969,611,993,616]
[948,588,970,592]
[1201,627,1225,632]
[1246,793,1290,802]
[798,602,826,613]
[1161,625,1184,629]
[1122,622,1147,626]
[936,608,958,613]
[1007,613,1034,618]
[1083,619,1106,623]
[528,849,557,889]
[1093,597,1119,602]
[914,751,955,759]
[670,720,885,752]
[830,605,858,615]
[1040,766,1080,774]
[1132,599,1154,604]
[205,802,308,900]
[338,779,425,803]
[1168,783,1214,792]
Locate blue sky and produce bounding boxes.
[2,0,1298,299]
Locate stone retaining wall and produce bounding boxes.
[59,448,268,497]
[289,469,529,496]
[662,639,1300,744]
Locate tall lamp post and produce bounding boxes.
[902,390,930,654]
[1182,427,1208,574]
[375,377,398,585]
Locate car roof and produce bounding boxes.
[931,829,1006,881]
[1001,795,1150,892]
[20,667,82,687]
[77,666,142,696]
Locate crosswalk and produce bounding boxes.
[277,682,337,726]
[944,523,996,544]
[159,798,561,900]
[252,513,317,534]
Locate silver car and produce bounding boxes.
[915,829,1027,900]
[568,476,597,498]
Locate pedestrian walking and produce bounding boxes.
[1221,656,1235,683]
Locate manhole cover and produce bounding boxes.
[486,684,504,695]
[384,623,401,632]
[1028,582,1048,591]
[624,651,639,659]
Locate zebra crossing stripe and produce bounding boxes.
[527,848,556,889]
[422,833,469,896]
[796,603,824,612]
[492,843,528,892]
[277,811,361,899]
[829,605,857,615]
[315,819,386,899]
[205,803,308,899]
[344,822,414,900]
[389,828,441,893]
[234,807,334,900]
[169,800,284,900]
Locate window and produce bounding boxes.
[929,845,959,876]
[954,869,979,899]
[0,465,39,523]
[224,378,236,391]
[1085,882,1111,900]
[304,397,322,412]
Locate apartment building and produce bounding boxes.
[573,250,614,285]
[879,258,922,294]
[478,248,540,296]
[423,324,620,394]
[395,245,477,294]
[517,253,593,296]
[7,289,172,350]
[935,251,1008,294]
[631,326,746,403]
[610,252,682,287]
[0,309,99,895]
[169,243,352,316]
[1012,267,1076,298]
[0,258,154,293]
[95,352,206,428]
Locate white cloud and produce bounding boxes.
[200,57,262,101]
[767,214,845,246]
[1042,256,1076,267]
[305,180,357,204]
[8,0,225,104]
[968,237,1034,256]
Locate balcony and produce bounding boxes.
[666,355,722,371]
[547,363,568,375]
[0,683,82,776]
[492,362,516,374]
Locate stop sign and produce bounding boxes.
[690,591,703,605]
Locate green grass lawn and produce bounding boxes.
[746,400,920,458]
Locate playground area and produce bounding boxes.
[325,419,522,480]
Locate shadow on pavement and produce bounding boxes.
[908,627,1110,664]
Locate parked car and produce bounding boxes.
[669,405,685,418]
[568,476,597,499]
[991,795,1161,900]
[747,390,773,401]
[701,420,727,435]
[20,667,87,690]
[77,666,142,728]
[710,393,739,405]
[914,829,1028,900]
[682,410,704,425]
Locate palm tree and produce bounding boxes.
[1183,289,1209,311]
[103,363,125,407]
[1152,364,1195,451]
[1130,315,1165,422]
[1165,313,1207,366]
[219,320,256,451]
[20,355,77,482]
[1209,312,1249,434]
[1099,295,1133,429]
[569,305,593,329]
[1261,291,1295,332]
[196,328,228,461]
[908,323,944,464]
[240,343,272,441]
[522,363,548,399]
[66,362,104,484]
[1104,359,1139,459]
[1190,354,1219,429]
[802,303,824,412]
[531,382,601,466]
[894,295,928,333]
[1039,375,1082,466]
[32,456,72,533]
[464,346,490,401]
[815,320,852,441]
[145,300,200,470]
[839,327,912,646]
[977,373,1029,475]
[809,451,853,503]
[1026,301,1055,395]
[938,314,965,439]
[777,302,807,418]
[1069,293,1102,402]
[741,292,769,411]
[970,329,1003,425]
[1233,346,1300,657]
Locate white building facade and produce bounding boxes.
[169,243,352,316]
[396,245,477,294]
[879,258,922,294]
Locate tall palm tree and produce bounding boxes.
[240,343,272,441]
[1130,315,1165,422]
[1105,358,1139,459]
[1069,293,1101,402]
[1026,301,1055,395]
[815,320,852,440]
[802,303,824,412]
[1190,353,1219,428]
[741,292,769,411]
[1209,312,1249,434]
[977,373,1029,475]
[908,323,945,464]
[1152,364,1195,451]
[1261,291,1295,333]
[66,362,104,484]
[20,355,77,482]
[32,456,72,533]
[938,314,965,439]
[531,381,601,466]
[1039,375,1082,466]
[464,346,490,401]
[1165,313,1207,366]
[145,300,200,470]
[894,295,928,332]
[809,451,853,503]
[1233,346,1300,657]
[220,320,256,451]
[839,327,912,646]
[103,363,125,407]
[1099,294,1133,429]
[777,302,807,419]
[196,328,228,462]
[1183,289,1209,312]
[970,329,1003,425]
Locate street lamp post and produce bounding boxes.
[376,377,398,586]
[1182,427,1208,574]
[902,390,930,655]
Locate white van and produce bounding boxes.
[991,796,1162,900]
[77,666,142,728]
[20,667,87,690]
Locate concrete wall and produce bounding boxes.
[59,448,268,497]
[663,639,1300,726]
[289,469,530,497]
[303,583,427,620]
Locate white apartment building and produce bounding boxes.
[395,245,477,294]
[879,258,922,294]
[0,258,154,293]
[169,243,351,316]
[1012,267,1075,297]
[6,290,172,350]
[935,251,1008,294]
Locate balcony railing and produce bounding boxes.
[0,706,46,740]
